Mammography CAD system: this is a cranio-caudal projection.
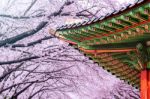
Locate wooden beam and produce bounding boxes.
[79,47,136,54]
[81,19,150,41]
[59,37,77,45]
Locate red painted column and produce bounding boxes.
[140,70,148,99]
[148,70,150,99]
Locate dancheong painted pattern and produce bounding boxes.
[51,0,150,98]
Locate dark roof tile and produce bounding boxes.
[137,0,144,4]
[57,0,146,31]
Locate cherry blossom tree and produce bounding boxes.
[0,0,139,99]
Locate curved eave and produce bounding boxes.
[56,0,150,31]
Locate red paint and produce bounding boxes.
[59,37,77,45]
[140,70,150,99]
[64,40,77,45]
[79,47,136,54]
[148,70,150,99]
[141,70,148,99]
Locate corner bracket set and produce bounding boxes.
[136,42,150,99]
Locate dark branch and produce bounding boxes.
[0,63,23,82]
[5,36,54,48]
[23,0,37,16]
[0,14,46,19]
[0,56,39,65]
[0,76,62,94]
[0,21,48,47]
[48,1,74,19]
[11,83,33,99]
[0,54,89,65]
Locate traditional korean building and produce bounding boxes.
[51,0,150,98]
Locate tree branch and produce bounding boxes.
[0,54,89,65]
[5,36,54,48]
[0,63,23,82]
[11,83,33,99]
[48,1,74,19]
[0,56,39,65]
[0,21,48,47]
[23,0,37,16]
[0,76,62,94]
[0,14,45,19]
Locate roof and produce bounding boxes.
[57,0,146,31]
[52,0,150,88]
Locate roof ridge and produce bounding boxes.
[57,0,146,31]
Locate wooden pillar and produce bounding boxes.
[141,70,150,99]
[148,70,150,99]
[140,70,148,99]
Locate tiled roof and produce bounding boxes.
[56,0,145,31]
[53,0,150,88]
